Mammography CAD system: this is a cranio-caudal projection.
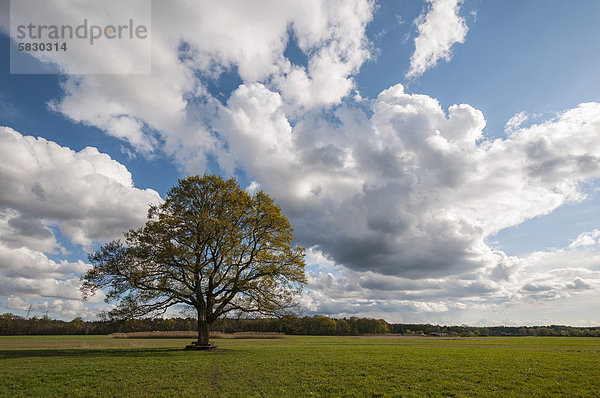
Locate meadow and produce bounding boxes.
[1,335,599,397]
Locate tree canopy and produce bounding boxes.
[82,175,306,347]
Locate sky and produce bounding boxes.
[1,0,600,326]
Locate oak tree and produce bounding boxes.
[82,175,306,347]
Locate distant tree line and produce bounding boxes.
[1,313,599,337]
[386,323,600,337]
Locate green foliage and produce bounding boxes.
[2,335,600,397]
[81,175,306,344]
[3,313,600,338]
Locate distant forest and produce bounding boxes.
[1,313,599,337]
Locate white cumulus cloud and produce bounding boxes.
[406,0,469,78]
[0,127,160,306]
[38,0,375,169]
[217,82,600,284]
[301,228,600,324]
[0,126,161,246]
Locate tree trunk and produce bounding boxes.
[197,311,210,346]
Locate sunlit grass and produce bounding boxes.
[1,335,599,397]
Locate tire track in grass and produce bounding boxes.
[209,359,220,394]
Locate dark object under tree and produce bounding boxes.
[82,175,306,349]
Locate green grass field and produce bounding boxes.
[1,335,599,397]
